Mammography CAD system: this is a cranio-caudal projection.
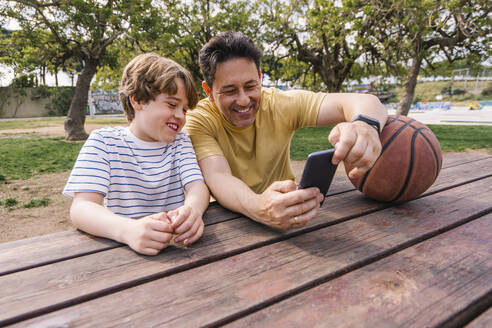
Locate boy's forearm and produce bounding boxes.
[184,180,211,215]
[70,199,132,244]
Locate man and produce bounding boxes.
[185,31,387,230]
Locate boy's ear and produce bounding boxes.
[202,81,214,103]
[129,95,142,111]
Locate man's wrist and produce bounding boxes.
[351,114,381,137]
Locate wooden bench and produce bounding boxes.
[1,152,491,327]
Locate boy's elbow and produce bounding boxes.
[69,200,83,227]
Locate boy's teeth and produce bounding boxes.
[167,123,178,130]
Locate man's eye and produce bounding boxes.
[224,90,237,96]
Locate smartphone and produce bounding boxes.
[299,149,338,204]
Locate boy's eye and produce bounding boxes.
[183,108,188,114]
[167,102,177,108]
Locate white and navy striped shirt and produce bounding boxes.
[63,126,204,218]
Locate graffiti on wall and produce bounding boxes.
[90,91,123,114]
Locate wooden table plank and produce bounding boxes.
[467,307,492,328]
[226,213,492,328]
[1,158,490,326]
[0,188,382,326]
[9,177,492,327]
[441,152,491,169]
[0,153,488,277]
[327,151,491,196]
[0,201,240,277]
[1,153,490,278]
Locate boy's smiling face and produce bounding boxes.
[129,78,188,143]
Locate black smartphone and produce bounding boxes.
[299,149,338,204]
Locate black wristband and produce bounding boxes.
[351,114,381,137]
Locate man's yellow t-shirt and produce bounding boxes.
[185,87,326,193]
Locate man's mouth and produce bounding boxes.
[231,101,256,114]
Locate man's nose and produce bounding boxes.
[236,88,250,106]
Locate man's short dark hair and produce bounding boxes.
[199,31,263,88]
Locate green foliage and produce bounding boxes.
[3,197,18,209]
[393,81,492,102]
[10,74,37,88]
[23,197,51,208]
[258,0,381,91]
[0,136,83,181]
[481,85,492,97]
[45,87,76,116]
[290,125,492,160]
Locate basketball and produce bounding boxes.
[345,115,442,202]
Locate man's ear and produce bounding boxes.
[202,81,214,103]
[129,95,142,111]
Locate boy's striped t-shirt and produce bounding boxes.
[63,126,204,218]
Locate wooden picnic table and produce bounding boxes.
[1,152,491,328]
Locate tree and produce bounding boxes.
[372,0,491,115]
[1,0,160,140]
[92,0,259,93]
[258,0,388,92]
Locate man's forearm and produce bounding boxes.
[317,93,387,130]
[205,171,262,221]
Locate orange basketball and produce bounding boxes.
[345,115,442,202]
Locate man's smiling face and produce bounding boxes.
[205,57,262,127]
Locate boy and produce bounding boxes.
[64,53,210,255]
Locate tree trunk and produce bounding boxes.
[318,63,352,93]
[64,61,97,141]
[396,54,423,116]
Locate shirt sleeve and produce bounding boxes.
[184,102,225,161]
[63,131,111,198]
[273,89,326,129]
[176,132,204,187]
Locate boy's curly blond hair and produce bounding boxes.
[119,53,199,122]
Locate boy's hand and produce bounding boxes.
[124,212,174,255]
[168,205,204,246]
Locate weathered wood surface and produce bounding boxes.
[1,153,490,327]
[7,176,492,327]
[467,307,492,328]
[0,201,239,276]
[226,213,492,328]
[0,153,490,277]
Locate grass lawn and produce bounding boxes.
[290,124,492,160]
[0,136,84,182]
[391,80,491,103]
[0,116,127,130]
[0,122,490,183]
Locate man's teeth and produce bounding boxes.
[236,107,250,113]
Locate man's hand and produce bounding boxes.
[123,212,174,256]
[328,121,382,179]
[168,205,205,246]
[256,180,324,230]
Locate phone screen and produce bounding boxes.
[299,149,338,204]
